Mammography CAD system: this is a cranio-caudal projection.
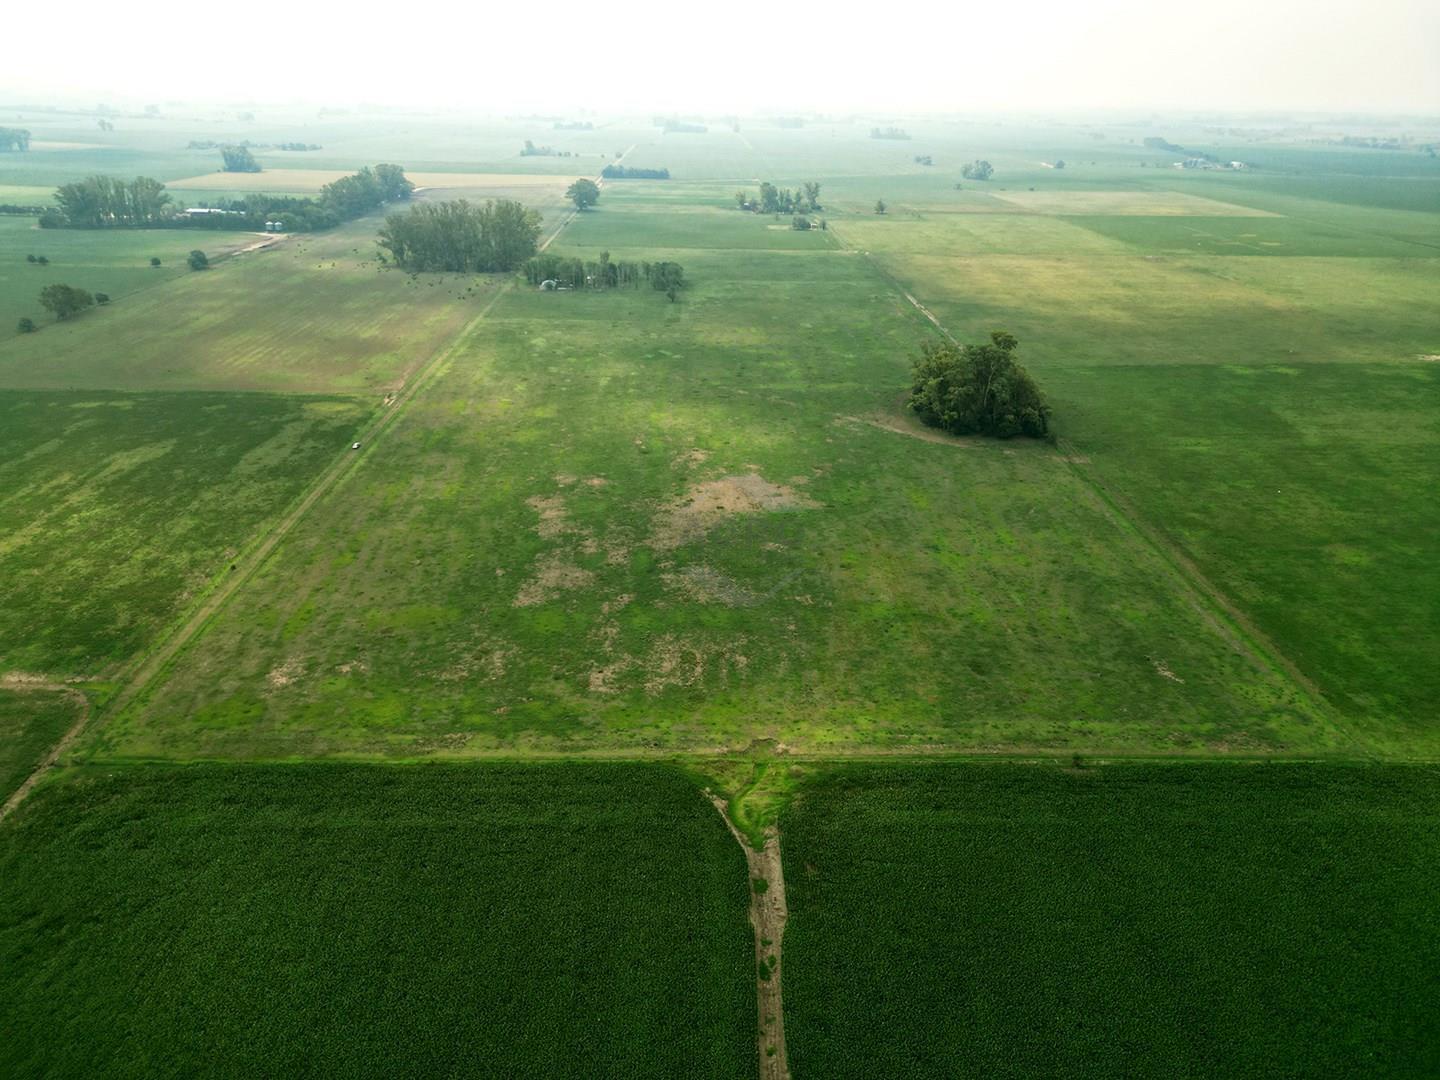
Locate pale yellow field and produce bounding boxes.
[168,170,577,193]
[990,190,1278,216]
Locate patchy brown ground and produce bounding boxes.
[651,473,819,550]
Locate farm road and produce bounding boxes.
[710,793,790,1080]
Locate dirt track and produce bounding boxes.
[0,676,92,823]
[710,794,790,1080]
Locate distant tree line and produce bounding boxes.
[1142,136,1187,155]
[601,164,670,179]
[657,118,707,133]
[524,251,686,300]
[222,146,261,172]
[522,140,573,157]
[0,127,32,151]
[554,121,593,130]
[42,164,412,232]
[735,181,822,214]
[377,199,541,272]
[774,117,806,129]
[0,203,46,216]
[961,160,994,180]
[188,140,320,151]
[914,155,933,166]
[871,127,910,140]
[909,331,1051,439]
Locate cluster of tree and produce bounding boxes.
[566,178,600,209]
[523,250,685,297]
[377,199,541,272]
[735,181,822,214]
[554,121,593,130]
[1142,136,1187,154]
[221,146,261,172]
[961,160,994,180]
[48,176,172,227]
[1053,159,1066,169]
[97,119,114,132]
[39,284,95,320]
[914,155,933,166]
[908,331,1051,439]
[522,140,573,157]
[600,164,670,179]
[791,216,827,231]
[1,204,45,216]
[277,143,322,151]
[0,127,32,151]
[25,254,51,264]
[871,127,910,140]
[43,164,411,232]
[658,118,707,133]
[319,164,413,218]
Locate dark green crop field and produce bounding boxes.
[0,763,754,1078]
[781,763,1440,1078]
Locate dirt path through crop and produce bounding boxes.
[0,675,92,823]
[709,793,790,1080]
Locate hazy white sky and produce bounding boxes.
[5,0,1437,114]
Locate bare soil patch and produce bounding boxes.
[651,474,819,550]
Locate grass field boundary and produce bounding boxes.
[0,677,90,823]
[826,219,1352,748]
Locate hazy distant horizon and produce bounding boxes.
[6,0,1437,117]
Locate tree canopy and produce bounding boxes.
[0,127,31,152]
[221,146,261,173]
[378,199,542,272]
[961,160,995,180]
[566,178,600,210]
[908,331,1051,439]
[39,284,95,320]
[51,176,171,228]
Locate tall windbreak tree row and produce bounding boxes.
[377,199,542,272]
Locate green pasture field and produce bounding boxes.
[97,224,1333,762]
[781,762,1440,1078]
[0,390,370,677]
[0,762,754,1078]
[0,690,77,800]
[1,111,1438,1076]
[0,217,264,336]
[0,214,507,393]
[1049,361,1440,749]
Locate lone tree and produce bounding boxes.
[95,292,111,305]
[187,250,209,270]
[566,178,600,210]
[149,256,161,267]
[908,331,1051,438]
[874,199,887,214]
[17,317,35,333]
[961,160,994,181]
[38,284,95,321]
[649,261,684,302]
